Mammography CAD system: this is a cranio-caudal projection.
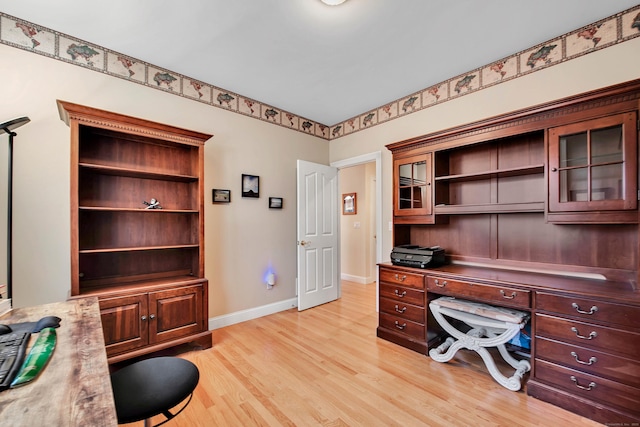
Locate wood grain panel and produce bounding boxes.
[79,171,198,210]
[79,126,198,176]
[0,298,117,426]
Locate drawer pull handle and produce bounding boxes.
[394,321,407,330]
[500,290,516,299]
[394,274,406,282]
[394,289,407,297]
[394,305,407,314]
[571,327,597,340]
[570,376,596,391]
[434,279,447,287]
[571,302,598,315]
[570,352,597,366]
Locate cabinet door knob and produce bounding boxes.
[149,314,156,320]
[551,167,558,172]
[141,315,147,321]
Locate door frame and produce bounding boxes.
[331,151,382,312]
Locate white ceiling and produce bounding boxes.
[1,0,638,125]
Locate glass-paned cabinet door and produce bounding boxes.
[394,152,432,218]
[548,112,637,213]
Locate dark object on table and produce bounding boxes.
[32,316,61,333]
[391,245,446,268]
[0,331,30,390]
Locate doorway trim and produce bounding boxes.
[331,151,382,311]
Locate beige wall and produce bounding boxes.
[330,37,640,267]
[0,43,329,315]
[339,162,375,283]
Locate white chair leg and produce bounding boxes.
[429,337,458,362]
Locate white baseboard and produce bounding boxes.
[208,297,298,330]
[340,273,374,284]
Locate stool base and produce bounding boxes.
[429,298,531,391]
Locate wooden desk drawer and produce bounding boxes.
[379,297,425,324]
[535,313,640,359]
[534,359,640,416]
[536,292,640,329]
[535,337,640,388]
[380,268,425,289]
[426,276,530,309]
[380,283,424,307]
[379,312,425,340]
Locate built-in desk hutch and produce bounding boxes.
[379,79,640,424]
[58,101,213,363]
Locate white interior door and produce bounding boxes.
[296,160,339,311]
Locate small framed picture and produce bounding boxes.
[212,189,231,203]
[242,174,260,198]
[269,197,283,209]
[342,192,357,215]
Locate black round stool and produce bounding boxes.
[110,356,200,426]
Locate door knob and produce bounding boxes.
[299,240,310,246]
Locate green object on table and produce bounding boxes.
[10,327,57,388]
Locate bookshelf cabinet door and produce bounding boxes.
[548,112,637,219]
[148,284,205,344]
[99,294,149,357]
[393,152,433,222]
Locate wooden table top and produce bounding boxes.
[0,297,117,426]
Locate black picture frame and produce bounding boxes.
[242,174,260,198]
[269,197,283,209]
[212,189,231,203]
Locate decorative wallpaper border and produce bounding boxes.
[1,6,639,141]
[329,5,640,140]
[0,12,331,140]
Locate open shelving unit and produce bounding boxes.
[58,100,213,362]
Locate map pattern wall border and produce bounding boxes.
[1,6,639,141]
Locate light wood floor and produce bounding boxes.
[139,281,600,426]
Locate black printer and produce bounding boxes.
[390,245,445,269]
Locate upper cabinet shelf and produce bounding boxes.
[435,164,544,183]
[79,162,199,182]
[79,206,199,213]
[435,202,544,215]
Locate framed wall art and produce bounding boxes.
[212,189,231,203]
[342,192,357,215]
[269,197,283,209]
[242,174,260,198]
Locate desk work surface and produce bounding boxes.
[0,297,117,426]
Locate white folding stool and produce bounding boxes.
[428,296,531,391]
